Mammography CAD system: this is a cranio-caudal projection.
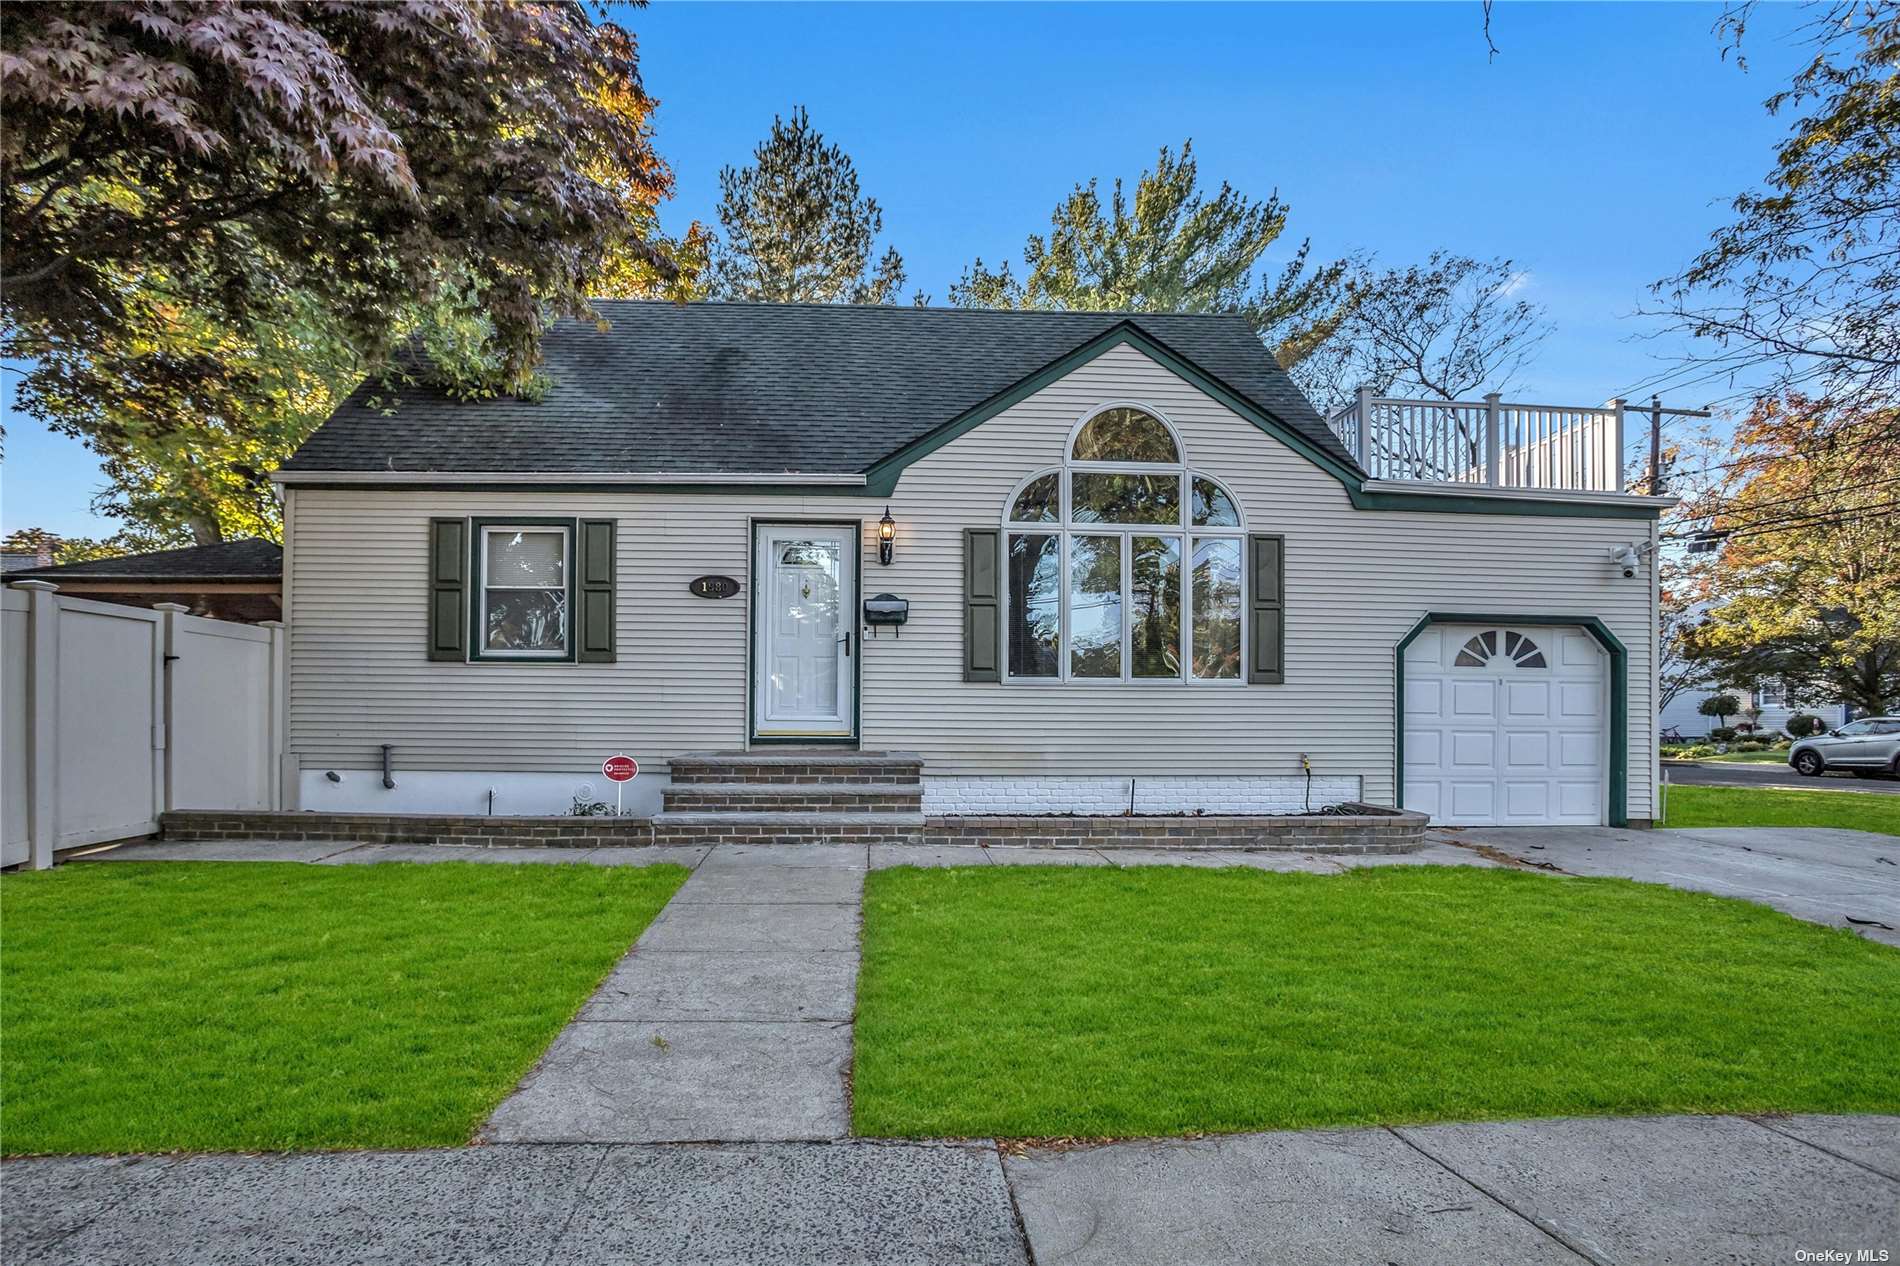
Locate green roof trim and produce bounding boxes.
[864,322,1665,521]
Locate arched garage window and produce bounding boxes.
[1453,629,1548,669]
[1004,404,1245,683]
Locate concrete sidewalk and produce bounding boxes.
[1008,1113,1899,1265]
[6,1114,1894,1265]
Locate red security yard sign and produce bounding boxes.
[601,754,638,816]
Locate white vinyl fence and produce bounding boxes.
[1,582,284,869]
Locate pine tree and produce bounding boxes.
[712,108,908,304]
[951,142,1351,372]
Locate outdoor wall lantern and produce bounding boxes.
[878,506,896,566]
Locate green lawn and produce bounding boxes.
[1,861,686,1155]
[854,866,1900,1139]
[1663,784,1900,834]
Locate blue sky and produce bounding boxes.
[2,1,1810,538]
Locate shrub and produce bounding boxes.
[1698,694,1743,724]
[1679,743,1717,758]
[1734,740,1769,752]
[1786,714,1826,738]
[1709,726,1738,743]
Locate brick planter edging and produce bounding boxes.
[923,804,1429,853]
[162,803,1428,854]
[160,810,653,849]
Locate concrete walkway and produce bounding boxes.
[6,1115,1894,1264]
[482,843,866,1144]
[77,825,1898,949]
[68,837,714,867]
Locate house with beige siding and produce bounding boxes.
[273,302,1672,832]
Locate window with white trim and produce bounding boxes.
[477,524,571,657]
[1003,404,1245,683]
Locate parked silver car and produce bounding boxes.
[1788,717,1900,778]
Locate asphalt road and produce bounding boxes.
[1663,760,1900,795]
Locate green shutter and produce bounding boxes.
[428,518,468,661]
[964,528,1000,682]
[576,519,616,663]
[1248,533,1285,685]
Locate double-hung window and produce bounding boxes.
[476,522,572,659]
[1003,404,1246,684]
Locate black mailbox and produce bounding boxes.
[862,593,910,637]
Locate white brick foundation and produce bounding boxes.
[923,775,1365,817]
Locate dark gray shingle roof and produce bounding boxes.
[283,302,1351,476]
[9,539,281,581]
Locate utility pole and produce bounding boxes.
[1648,395,1664,496]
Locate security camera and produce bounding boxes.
[1609,545,1642,578]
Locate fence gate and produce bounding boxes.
[2,583,284,869]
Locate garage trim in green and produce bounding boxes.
[1394,613,1629,828]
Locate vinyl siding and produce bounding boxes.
[286,343,1659,818]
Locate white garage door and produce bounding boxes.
[1403,624,1607,826]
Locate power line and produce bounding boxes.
[1662,497,1900,539]
[1662,419,1899,481]
[1690,498,1900,537]
[1661,499,1900,542]
[1671,476,1900,520]
[1711,507,1899,545]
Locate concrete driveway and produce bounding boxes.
[1439,825,1900,945]
[1664,760,1900,794]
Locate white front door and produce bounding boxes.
[753,523,856,739]
[1403,624,1607,826]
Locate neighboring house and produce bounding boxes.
[1,542,56,574]
[272,302,1672,827]
[1751,681,1852,734]
[5,540,283,624]
[1659,680,1850,740]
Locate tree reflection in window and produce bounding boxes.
[1009,472,1059,523]
[1001,404,1245,683]
[1007,533,1059,677]
[1071,407,1178,462]
[482,527,568,654]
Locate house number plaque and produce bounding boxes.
[688,575,741,600]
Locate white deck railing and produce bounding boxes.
[1328,389,1627,494]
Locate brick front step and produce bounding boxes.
[160,810,652,848]
[662,783,924,814]
[651,811,926,847]
[666,750,923,786]
[924,805,1428,853]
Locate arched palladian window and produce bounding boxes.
[1003,403,1245,683]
